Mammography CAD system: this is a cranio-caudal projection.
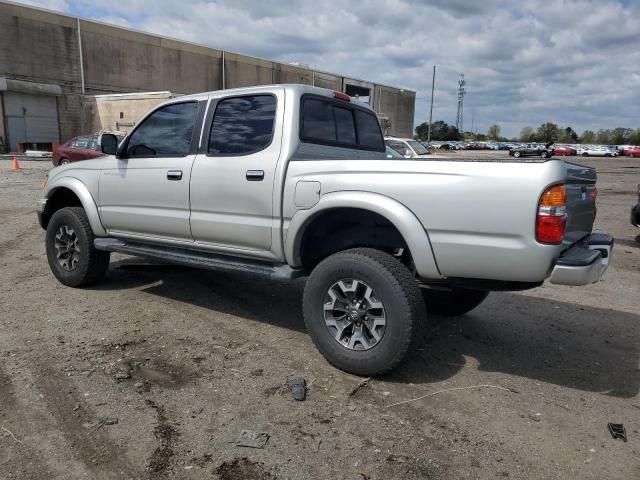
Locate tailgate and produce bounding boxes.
[564,161,597,247]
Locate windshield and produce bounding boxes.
[407,140,428,155]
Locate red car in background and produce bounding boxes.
[622,147,640,157]
[552,145,576,156]
[52,133,124,166]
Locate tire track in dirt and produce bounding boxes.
[33,363,142,479]
[0,224,41,260]
[0,364,51,479]
[145,400,179,478]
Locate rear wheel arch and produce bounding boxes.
[298,207,412,271]
[286,192,442,279]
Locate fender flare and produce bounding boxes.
[44,177,107,236]
[285,191,442,279]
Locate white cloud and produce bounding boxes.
[14,0,640,137]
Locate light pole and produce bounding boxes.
[427,65,436,146]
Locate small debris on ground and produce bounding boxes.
[288,377,306,401]
[250,368,264,377]
[96,417,119,429]
[236,430,271,449]
[529,413,542,422]
[348,377,372,397]
[113,370,131,381]
[607,423,627,442]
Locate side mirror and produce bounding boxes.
[100,134,119,155]
[404,148,413,157]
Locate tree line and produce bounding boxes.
[518,124,640,144]
[415,120,640,145]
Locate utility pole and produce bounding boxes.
[455,73,466,133]
[427,65,436,145]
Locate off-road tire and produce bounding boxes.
[421,287,489,317]
[303,248,427,376]
[46,206,110,287]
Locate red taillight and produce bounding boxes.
[333,91,351,102]
[536,184,567,244]
[536,215,567,243]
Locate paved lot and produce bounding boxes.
[0,153,639,479]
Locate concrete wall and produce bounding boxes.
[0,1,415,143]
[0,94,5,150]
[79,21,223,94]
[82,92,172,134]
[375,86,415,138]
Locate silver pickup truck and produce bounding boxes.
[38,84,613,376]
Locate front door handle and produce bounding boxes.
[246,170,264,181]
[167,170,183,181]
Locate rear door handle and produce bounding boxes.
[167,170,183,181]
[246,170,264,181]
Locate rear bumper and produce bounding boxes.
[631,203,640,228]
[549,233,614,286]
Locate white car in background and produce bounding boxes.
[385,137,431,158]
[577,145,618,157]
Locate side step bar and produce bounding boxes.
[94,238,305,281]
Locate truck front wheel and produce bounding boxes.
[45,207,110,287]
[303,248,426,376]
[421,287,489,317]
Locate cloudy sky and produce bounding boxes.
[16,0,640,137]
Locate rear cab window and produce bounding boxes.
[300,95,384,152]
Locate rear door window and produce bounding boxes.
[208,95,276,156]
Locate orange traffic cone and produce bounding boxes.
[11,156,20,171]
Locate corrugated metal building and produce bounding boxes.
[0,1,416,153]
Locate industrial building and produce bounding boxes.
[0,1,416,153]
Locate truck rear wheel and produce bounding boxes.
[45,207,110,287]
[303,248,426,376]
[421,287,489,317]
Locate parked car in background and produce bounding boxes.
[623,147,640,157]
[385,145,405,159]
[384,137,431,158]
[553,145,577,156]
[508,143,554,158]
[576,145,618,157]
[52,133,125,166]
[617,145,637,155]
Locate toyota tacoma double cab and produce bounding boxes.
[38,84,614,376]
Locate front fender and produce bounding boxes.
[285,191,442,280]
[43,177,106,236]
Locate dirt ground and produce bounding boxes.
[0,152,639,480]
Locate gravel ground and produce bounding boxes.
[0,153,638,480]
